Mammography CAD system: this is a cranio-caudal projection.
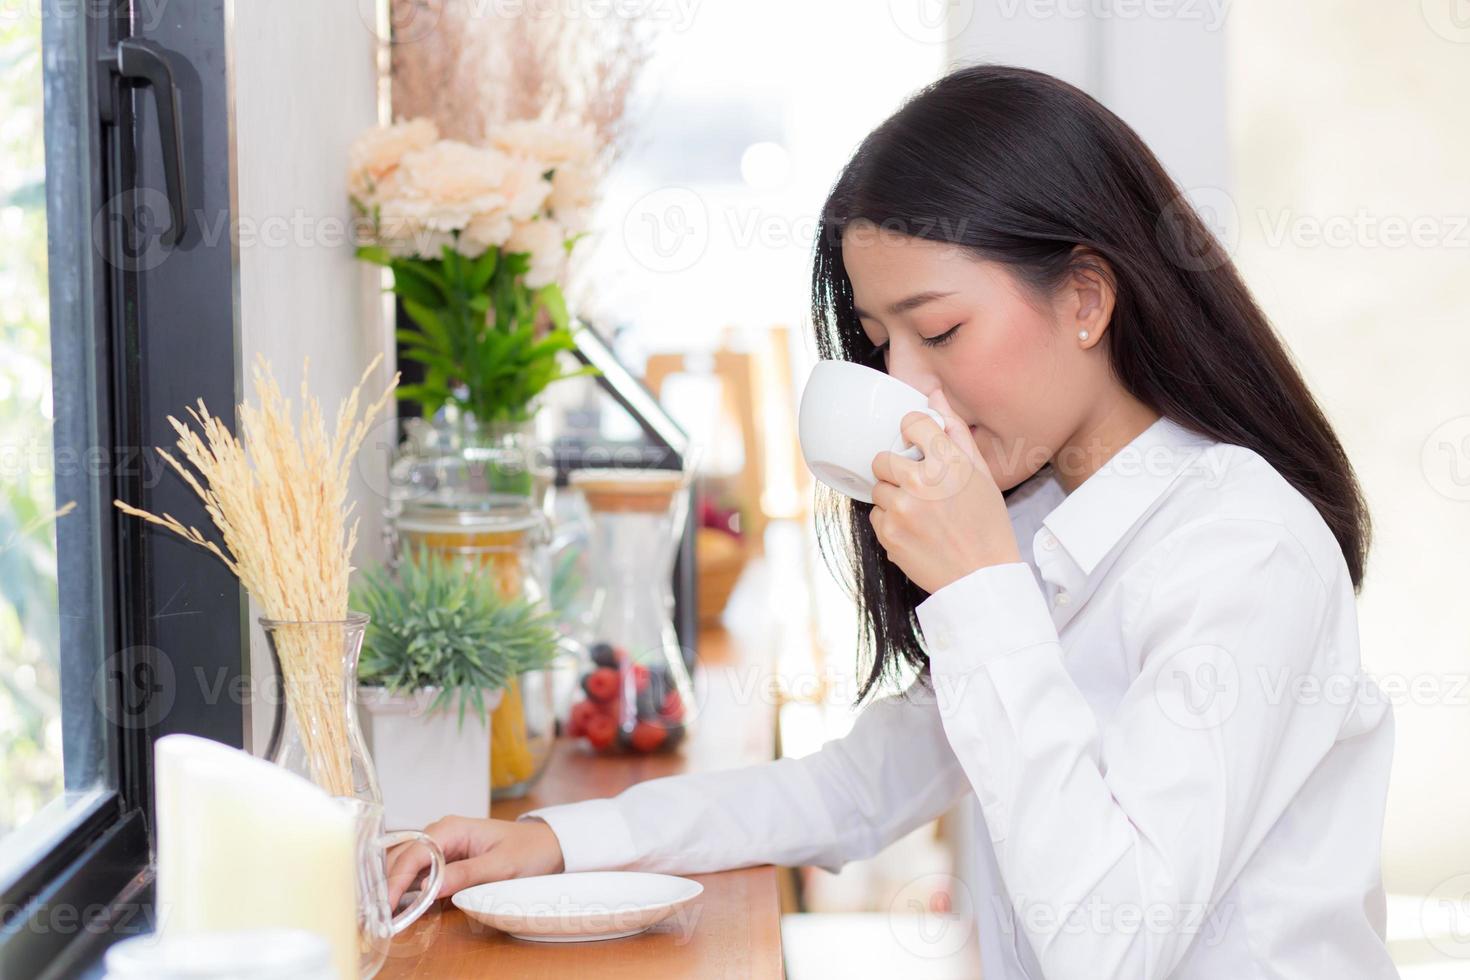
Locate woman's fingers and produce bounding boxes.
[871,449,909,487]
[386,815,501,907]
[898,410,947,460]
[870,477,901,513]
[438,849,521,898]
[386,840,439,908]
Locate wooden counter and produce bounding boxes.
[379,627,784,979]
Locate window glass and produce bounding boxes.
[0,3,67,843]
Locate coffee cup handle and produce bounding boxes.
[382,830,445,935]
[896,408,946,461]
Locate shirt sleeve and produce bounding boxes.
[914,517,1348,980]
[518,674,972,876]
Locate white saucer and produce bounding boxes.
[451,871,705,943]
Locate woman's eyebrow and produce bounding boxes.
[853,290,957,320]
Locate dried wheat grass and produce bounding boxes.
[114,356,399,794]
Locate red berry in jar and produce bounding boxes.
[629,720,668,753]
[584,712,617,750]
[582,667,620,703]
[568,699,599,737]
[659,688,685,722]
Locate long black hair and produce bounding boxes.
[811,64,1372,704]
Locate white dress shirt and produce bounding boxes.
[522,416,1398,979]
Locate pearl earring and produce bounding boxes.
[1078,330,1090,342]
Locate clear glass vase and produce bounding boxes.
[469,415,538,498]
[384,407,544,518]
[260,614,382,804]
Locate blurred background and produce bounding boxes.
[3,1,1467,976]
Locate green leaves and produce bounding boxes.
[466,248,498,292]
[354,244,393,267]
[362,239,602,422]
[353,548,561,728]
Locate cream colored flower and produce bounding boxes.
[461,211,514,255]
[393,140,515,232]
[375,196,458,258]
[488,119,597,168]
[547,161,599,229]
[352,118,589,260]
[501,156,554,222]
[347,118,438,204]
[506,219,569,290]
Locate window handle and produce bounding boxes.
[100,39,189,247]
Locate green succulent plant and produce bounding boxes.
[353,547,560,726]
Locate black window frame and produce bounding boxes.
[0,0,246,975]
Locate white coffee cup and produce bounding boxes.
[798,360,946,504]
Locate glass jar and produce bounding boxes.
[391,497,551,599]
[383,412,580,673]
[389,499,562,798]
[565,468,694,755]
[489,663,568,800]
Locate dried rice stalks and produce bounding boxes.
[114,356,399,794]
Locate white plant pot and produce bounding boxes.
[358,686,504,831]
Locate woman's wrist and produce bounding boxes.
[522,816,566,874]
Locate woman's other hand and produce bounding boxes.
[386,815,566,908]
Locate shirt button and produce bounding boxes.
[935,628,954,650]
[1040,532,1057,551]
[1053,591,1071,607]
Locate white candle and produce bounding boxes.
[154,735,359,980]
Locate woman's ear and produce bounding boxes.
[1064,248,1116,348]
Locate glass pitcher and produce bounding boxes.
[564,467,695,755]
[348,798,445,978]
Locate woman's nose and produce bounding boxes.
[884,341,939,395]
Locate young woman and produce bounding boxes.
[388,65,1396,978]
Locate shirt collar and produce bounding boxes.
[1038,415,1218,578]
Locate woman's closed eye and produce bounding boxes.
[921,323,964,348]
[862,323,961,368]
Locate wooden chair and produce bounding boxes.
[643,325,808,549]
